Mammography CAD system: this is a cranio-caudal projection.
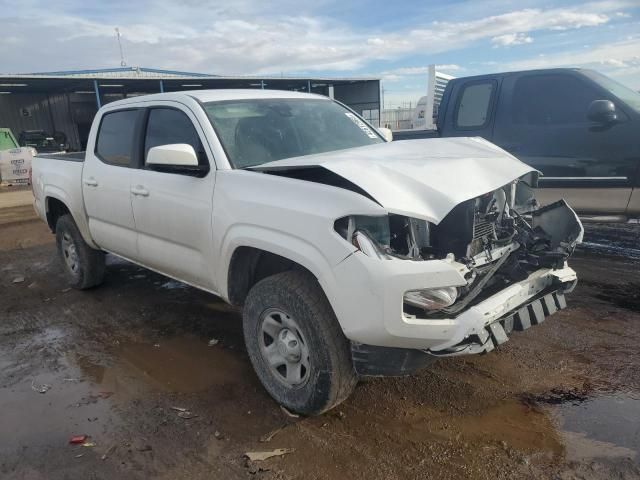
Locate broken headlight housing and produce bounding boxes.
[334,214,433,260]
[334,215,461,313]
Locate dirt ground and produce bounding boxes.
[1,189,639,480]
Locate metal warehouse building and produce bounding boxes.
[0,67,381,151]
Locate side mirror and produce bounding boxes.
[377,127,393,142]
[147,143,199,167]
[587,100,618,124]
[146,143,209,177]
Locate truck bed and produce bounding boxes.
[31,152,88,242]
[35,151,85,162]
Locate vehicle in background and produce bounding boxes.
[0,128,19,151]
[19,130,68,153]
[31,89,582,415]
[394,69,640,222]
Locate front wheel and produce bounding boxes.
[55,214,105,289]
[243,270,357,415]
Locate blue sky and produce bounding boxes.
[1,0,639,107]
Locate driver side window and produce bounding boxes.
[144,108,208,166]
[511,75,600,126]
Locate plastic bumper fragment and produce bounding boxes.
[431,290,569,357]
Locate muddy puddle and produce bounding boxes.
[107,336,252,393]
[552,392,640,461]
[0,351,116,456]
[520,388,640,463]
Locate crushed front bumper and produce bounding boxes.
[430,288,569,357]
[328,248,577,352]
[349,284,574,376]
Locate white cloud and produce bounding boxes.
[379,64,463,84]
[436,64,464,72]
[497,37,640,88]
[491,32,533,47]
[387,67,432,76]
[384,65,464,76]
[602,58,629,67]
[0,0,631,75]
[381,74,402,83]
[502,37,640,70]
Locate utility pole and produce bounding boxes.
[115,28,127,67]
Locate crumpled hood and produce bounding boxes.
[251,137,538,223]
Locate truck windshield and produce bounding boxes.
[203,98,383,168]
[583,70,640,113]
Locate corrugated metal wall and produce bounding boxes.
[0,93,82,150]
[334,81,381,126]
[0,81,381,150]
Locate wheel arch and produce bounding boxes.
[220,227,340,307]
[226,245,320,306]
[45,196,70,232]
[43,191,98,249]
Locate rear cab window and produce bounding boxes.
[455,81,496,129]
[95,109,140,167]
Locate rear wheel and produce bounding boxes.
[243,270,357,415]
[55,214,105,289]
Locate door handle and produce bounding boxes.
[131,186,149,197]
[83,178,98,187]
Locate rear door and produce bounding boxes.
[129,104,216,289]
[82,108,141,258]
[492,72,635,214]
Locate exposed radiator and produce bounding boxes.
[473,218,496,240]
[468,215,497,257]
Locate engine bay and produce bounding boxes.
[335,178,583,316]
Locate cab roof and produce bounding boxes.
[105,89,329,108]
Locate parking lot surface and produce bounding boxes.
[1,193,639,480]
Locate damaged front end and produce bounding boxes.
[335,174,583,323]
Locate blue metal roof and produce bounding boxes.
[26,66,216,77]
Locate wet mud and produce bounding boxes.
[578,221,640,259]
[1,203,639,479]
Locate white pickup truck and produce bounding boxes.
[32,90,583,415]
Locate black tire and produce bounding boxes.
[243,270,357,415]
[55,214,105,289]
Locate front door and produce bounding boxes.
[129,105,216,289]
[493,72,635,214]
[82,108,141,259]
